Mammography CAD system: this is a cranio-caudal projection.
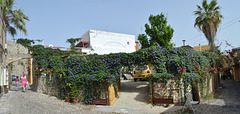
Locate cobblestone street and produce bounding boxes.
[163,79,240,114]
[0,83,95,114]
[1,79,240,114]
[196,80,240,114]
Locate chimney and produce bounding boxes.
[135,41,139,51]
[182,40,186,46]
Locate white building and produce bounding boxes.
[75,30,139,55]
[0,7,8,94]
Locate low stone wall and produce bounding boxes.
[152,77,180,104]
[32,74,121,105]
[31,75,60,98]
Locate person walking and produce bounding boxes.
[15,76,19,91]
[21,74,27,92]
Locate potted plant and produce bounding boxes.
[65,83,72,102]
[70,84,80,103]
[65,92,71,102]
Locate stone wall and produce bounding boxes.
[7,40,29,82]
[32,74,60,97]
[7,40,28,55]
[10,59,28,77]
[152,77,180,104]
[152,76,215,104]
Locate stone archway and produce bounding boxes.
[4,53,32,67]
[3,40,33,92]
[5,53,32,90]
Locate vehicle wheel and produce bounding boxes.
[134,78,137,82]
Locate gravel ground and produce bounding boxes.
[1,79,240,114]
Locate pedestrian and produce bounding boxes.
[21,74,27,92]
[15,76,19,91]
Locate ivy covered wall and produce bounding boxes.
[30,44,217,104]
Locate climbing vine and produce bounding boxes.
[29,44,217,104]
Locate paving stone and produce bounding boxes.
[1,79,240,114]
[0,84,96,114]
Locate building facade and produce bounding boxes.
[0,6,7,95]
[75,30,138,55]
[232,47,240,81]
[193,44,210,51]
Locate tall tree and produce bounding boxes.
[137,34,150,49]
[194,0,223,52]
[0,0,30,36]
[138,13,174,48]
[66,38,81,51]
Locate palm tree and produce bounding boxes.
[66,38,81,51]
[0,0,30,36]
[194,0,223,52]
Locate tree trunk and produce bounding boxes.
[191,82,200,104]
[209,42,216,52]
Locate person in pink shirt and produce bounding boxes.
[15,76,19,91]
[21,74,27,92]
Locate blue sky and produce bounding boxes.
[12,0,240,51]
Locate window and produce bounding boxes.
[136,66,148,70]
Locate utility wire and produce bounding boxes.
[221,16,240,27]
[219,20,240,31]
[188,17,240,46]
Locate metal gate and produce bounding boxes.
[92,80,109,105]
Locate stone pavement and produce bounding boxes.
[1,79,240,114]
[0,83,95,114]
[95,80,182,114]
[162,79,240,114]
[196,79,240,114]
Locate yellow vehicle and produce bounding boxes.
[133,65,152,82]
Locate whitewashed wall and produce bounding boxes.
[81,30,136,55]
